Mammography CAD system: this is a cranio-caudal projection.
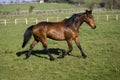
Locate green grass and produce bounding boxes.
[0,3,120,80]
[0,15,120,80]
[0,0,104,11]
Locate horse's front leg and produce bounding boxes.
[74,37,87,58]
[41,41,55,61]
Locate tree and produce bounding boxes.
[68,0,84,4]
[10,0,14,4]
[104,0,120,10]
[29,6,35,14]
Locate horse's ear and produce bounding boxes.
[86,10,88,13]
[89,10,92,14]
[86,10,92,14]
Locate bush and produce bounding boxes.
[68,0,85,5]
[104,0,120,10]
[29,6,35,13]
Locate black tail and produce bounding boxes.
[22,25,34,48]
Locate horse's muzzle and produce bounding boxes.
[92,26,96,29]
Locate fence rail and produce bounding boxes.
[0,14,119,26]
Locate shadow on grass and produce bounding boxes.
[16,48,65,60]
[16,48,81,60]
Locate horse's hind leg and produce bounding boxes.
[67,39,73,55]
[43,42,55,61]
[25,40,38,59]
[62,39,73,58]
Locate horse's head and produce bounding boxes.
[84,10,96,29]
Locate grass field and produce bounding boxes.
[0,3,120,80]
[0,16,120,80]
[0,0,103,11]
[0,3,80,11]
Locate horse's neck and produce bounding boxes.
[74,16,85,31]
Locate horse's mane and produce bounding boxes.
[63,13,84,27]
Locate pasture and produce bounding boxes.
[0,3,120,80]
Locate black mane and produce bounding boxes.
[63,13,84,27]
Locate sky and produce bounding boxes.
[0,0,33,4]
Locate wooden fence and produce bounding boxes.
[0,14,119,26]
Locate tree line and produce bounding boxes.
[2,0,120,10]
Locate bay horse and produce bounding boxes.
[22,10,96,61]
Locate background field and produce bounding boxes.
[0,3,120,80]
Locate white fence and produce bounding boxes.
[0,15,119,26]
[0,17,61,25]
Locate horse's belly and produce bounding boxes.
[47,31,65,40]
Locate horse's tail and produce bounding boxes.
[22,25,34,48]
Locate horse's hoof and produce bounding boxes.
[82,55,87,58]
[24,55,30,60]
[50,57,55,61]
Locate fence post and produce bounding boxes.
[4,19,6,26]
[35,18,38,24]
[116,15,118,20]
[25,18,28,24]
[66,17,69,19]
[57,17,59,22]
[15,19,17,24]
[46,18,48,22]
[106,15,109,21]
